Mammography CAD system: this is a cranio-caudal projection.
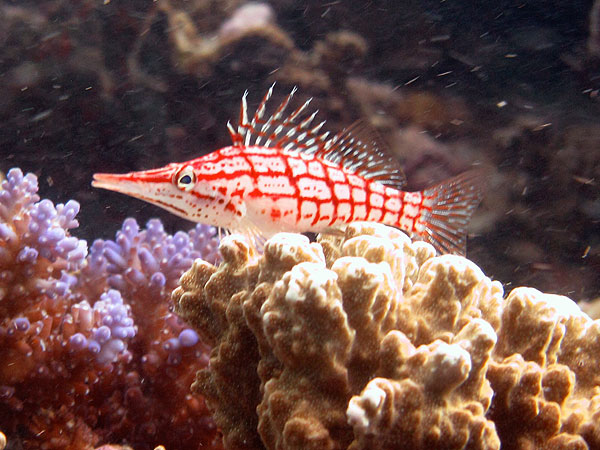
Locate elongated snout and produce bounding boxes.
[92,172,130,191]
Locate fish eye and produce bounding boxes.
[175,166,196,191]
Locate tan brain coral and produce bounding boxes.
[173,222,600,450]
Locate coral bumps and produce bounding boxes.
[174,223,600,450]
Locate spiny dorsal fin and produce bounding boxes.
[227,85,406,190]
[315,120,407,190]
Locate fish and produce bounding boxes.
[92,85,487,255]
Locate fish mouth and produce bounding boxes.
[92,172,173,210]
[91,172,156,200]
[92,173,132,194]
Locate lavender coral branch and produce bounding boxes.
[81,216,219,371]
[66,289,136,364]
[0,169,87,309]
[0,168,221,450]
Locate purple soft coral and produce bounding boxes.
[83,217,219,368]
[161,313,205,366]
[67,290,136,364]
[27,199,85,267]
[90,217,219,295]
[0,168,87,303]
[0,168,221,449]
[0,168,39,222]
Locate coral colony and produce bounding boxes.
[174,224,600,450]
[2,167,600,450]
[0,168,222,450]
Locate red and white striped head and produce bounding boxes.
[92,158,240,228]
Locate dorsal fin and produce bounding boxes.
[315,120,407,190]
[226,85,407,190]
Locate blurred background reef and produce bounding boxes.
[0,0,599,335]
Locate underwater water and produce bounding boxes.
[0,1,599,449]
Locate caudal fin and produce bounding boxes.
[417,168,489,256]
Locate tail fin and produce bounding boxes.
[417,168,489,256]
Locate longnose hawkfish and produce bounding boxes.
[93,86,487,255]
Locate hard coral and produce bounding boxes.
[174,222,600,450]
[488,287,600,449]
[0,169,221,450]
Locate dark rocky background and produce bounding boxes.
[1,0,598,301]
